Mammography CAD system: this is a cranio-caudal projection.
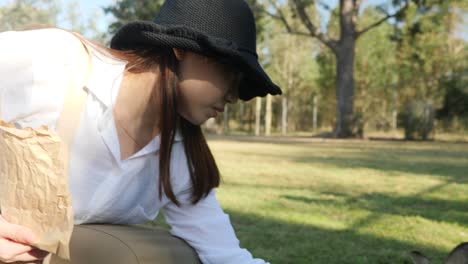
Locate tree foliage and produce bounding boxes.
[261,6,319,131]
[0,0,59,31]
[355,7,398,131]
[103,0,164,35]
[256,0,467,138]
[0,0,107,43]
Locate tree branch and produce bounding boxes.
[318,1,331,11]
[291,0,337,51]
[252,0,292,34]
[355,0,410,38]
[256,1,321,40]
[267,0,293,33]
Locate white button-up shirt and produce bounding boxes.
[0,28,268,264]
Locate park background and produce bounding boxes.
[1,0,467,263]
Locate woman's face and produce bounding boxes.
[174,49,241,125]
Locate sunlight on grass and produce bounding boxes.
[205,135,468,263]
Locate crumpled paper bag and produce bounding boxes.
[0,120,74,260]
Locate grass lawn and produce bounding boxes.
[148,135,468,264]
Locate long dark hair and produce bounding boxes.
[111,47,222,206]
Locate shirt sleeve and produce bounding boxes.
[162,187,270,264]
[0,28,84,130]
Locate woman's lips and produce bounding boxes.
[210,107,224,118]
[213,106,224,113]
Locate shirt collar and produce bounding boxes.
[85,50,183,143]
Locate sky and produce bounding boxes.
[58,0,115,34]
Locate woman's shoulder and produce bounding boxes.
[0,28,89,128]
[1,27,88,66]
[1,27,81,48]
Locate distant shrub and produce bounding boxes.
[436,116,468,132]
[403,100,435,140]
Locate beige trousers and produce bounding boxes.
[47,224,200,264]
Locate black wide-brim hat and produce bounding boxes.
[110,0,282,101]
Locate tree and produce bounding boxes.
[393,1,468,132]
[0,0,60,31]
[315,45,337,131]
[266,33,318,134]
[103,0,164,35]
[0,0,107,43]
[260,0,413,137]
[262,6,318,135]
[354,7,398,133]
[62,0,106,43]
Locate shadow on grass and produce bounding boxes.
[224,209,450,264]
[291,155,467,183]
[224,180,468,229]
[208,135,468,182]
[229,147,468,183]
[209,135,468,160]
[281,187,468,228]
[368,136,468,145]
[148,206,452,263]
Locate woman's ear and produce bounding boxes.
[173,48,186,61]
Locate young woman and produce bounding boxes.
[0,0,282,263]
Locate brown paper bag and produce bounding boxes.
[0,121,74,260]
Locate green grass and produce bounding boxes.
[147,135,468,264]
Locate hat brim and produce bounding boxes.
[110,21,282,101]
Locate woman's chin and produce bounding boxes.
[181,115,206,126]
[191,119,206,126]
[177,110,211,126]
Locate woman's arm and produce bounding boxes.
[162,188,270,264]
[0,29,78,263]
[0,28,90,262]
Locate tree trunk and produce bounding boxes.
[313,95,318,131]
[265,94,272,136]
[248,101,253,132]
[282,96,288,136]
[334,44,355,137]
[223,104,229,134]
[392,86,398,131]
[335,0,357,138]
[255,97,262,136]
[239,102,244,130]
